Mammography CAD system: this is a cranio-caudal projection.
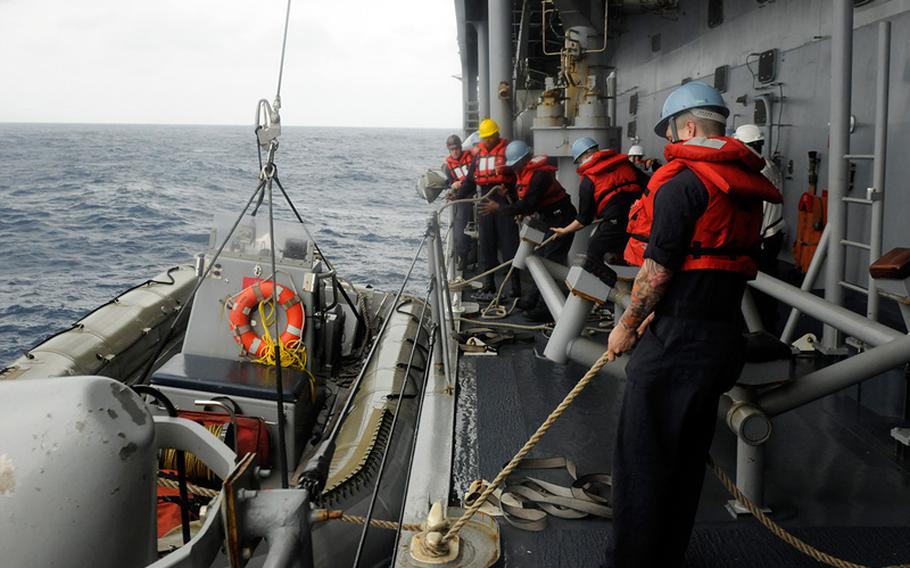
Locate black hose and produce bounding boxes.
[265,174,290,489]
[272,174,368,336]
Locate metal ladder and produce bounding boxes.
[838,20,890,325]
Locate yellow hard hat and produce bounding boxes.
[478,118,499,139]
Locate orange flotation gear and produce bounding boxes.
[472,138,513,186]
[445,151,473,182]
[576,150,644,216]
[516,155,567,209]
[228,280,304,357]
[624,137,782,278]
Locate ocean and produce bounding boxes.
[0,123,452,365]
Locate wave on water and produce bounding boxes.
[0,123,455,364]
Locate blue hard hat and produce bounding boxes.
[654,80,729,137]
[505,140,532,167]
[571,137,599,163]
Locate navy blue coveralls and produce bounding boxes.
[444,160,475,265]
[459,161,521,295]
[606,168,748,568]
[499,165,577,311]
[577,175,643,266]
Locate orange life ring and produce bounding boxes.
[228,281,305,357]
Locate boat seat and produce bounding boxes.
[150,353,309,403]
[737,331,796,387]
[869,247,910,280]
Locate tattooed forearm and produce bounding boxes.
[620,258,673,330]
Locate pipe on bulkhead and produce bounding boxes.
[868,20,891,321]
[474,21,490,121]
[821,0,853,348]
[488,0,512,138]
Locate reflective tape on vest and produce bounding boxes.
[249,337,262,355]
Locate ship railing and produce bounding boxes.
[512,216,910,514]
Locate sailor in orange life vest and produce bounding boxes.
[456,118,521,301]
[443,133,476,271]
[550,137,645,287]
[478,140,577,320]
[602,81,782,568]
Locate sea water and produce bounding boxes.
[0,123,452,364]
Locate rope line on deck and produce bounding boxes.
[434,350,612,549]
[424,345,910,568]
[708,457,910,568]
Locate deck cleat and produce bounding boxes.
[402,502,500,567]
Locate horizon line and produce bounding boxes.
[0,120,461,130]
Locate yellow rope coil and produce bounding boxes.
[161,423,228,482]
[251,300,317,402]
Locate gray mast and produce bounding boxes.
[822,0,853,349]
[488,0,512,137]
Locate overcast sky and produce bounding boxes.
[0,0,463,128]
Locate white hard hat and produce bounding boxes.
[734,124,764,144]
[628,145,644,157]
[462,131,480,150]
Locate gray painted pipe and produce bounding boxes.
[540,257,569,281]
[512,238,536,270]
[735,439,766,510]
[821,0,853,348]
[544,294,594,364]
[527,255,566,320]
[488,0,512,137]
[475,21,490,120]
[741,289,764,333]
[759,331,910,416]
[566,336,628,381]
[780,224,830,344]
[749,273,902,347]
[868,20,890,321]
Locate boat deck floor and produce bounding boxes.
[453,312,910,567]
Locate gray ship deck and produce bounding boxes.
[454,314,910,567]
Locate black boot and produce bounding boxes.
[582,256,618,288]
[473,277,497,302]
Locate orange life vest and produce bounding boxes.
[576,150,643,216]
[445,151,473,183]
[516,155,567,210]
[472,138,512,186]
[624,137,782,278]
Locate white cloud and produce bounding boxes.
[0,0,463,128]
